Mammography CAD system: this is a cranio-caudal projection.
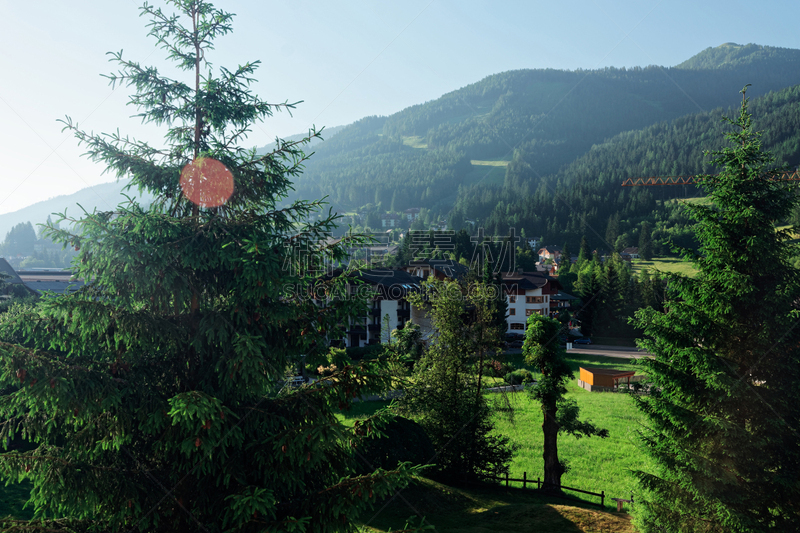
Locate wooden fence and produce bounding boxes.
[484,472,605,509]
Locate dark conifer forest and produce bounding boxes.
[271,43,800,250]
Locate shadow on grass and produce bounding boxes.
[360,477,634,533]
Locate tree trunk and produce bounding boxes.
[542,404,563,491]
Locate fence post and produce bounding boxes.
[537,477,540,489]
[600,490,605,509]
[523,471,527,489]
[505,472,509,487]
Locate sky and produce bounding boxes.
[1,0,800,215]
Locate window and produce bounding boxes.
[526,309,533,316]
[509,308,516,315]
[526,295,544,304]
[510,323,524,330]
[508,295,517,303]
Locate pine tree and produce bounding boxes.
[523,314,607,490]
[632,88,800,532]
[577,235,591,264]
[638,221,653,260]
[0,2,419,531]
[398,278,516,482]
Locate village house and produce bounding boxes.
[501,270,561,333]
[537,245,562,263]
[403,208,421,222]
[403,258,468,281]
[337,268,422,348]
[380,213,403,228]
[550,290,579,313]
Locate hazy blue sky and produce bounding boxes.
[1,0,799,215]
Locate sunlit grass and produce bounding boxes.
[469,159,509,166]
[402,136,428,149]
[632,256,697,277]
[491,354,649,503]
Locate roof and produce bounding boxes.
[0,258,24,285]
[538,246,562,254]
[16,269,83,297]
[353,268,422,299]
[580,367,636,379]
[622,247,639,254]
[501,271,561,291]
[23,280,85,296]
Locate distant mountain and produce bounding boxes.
[675,42,800,70]
[254,125,345,155]
[289,44,800,214]
[449,83,800,247]
[0,180,150,241]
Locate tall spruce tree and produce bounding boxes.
[0,2,420,531]
[632,88,800,532]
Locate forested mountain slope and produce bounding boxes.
[289,43,800,214]
[449,83,800,248]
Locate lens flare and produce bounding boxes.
[180,157,234,207]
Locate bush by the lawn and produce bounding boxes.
[504,369,534,385]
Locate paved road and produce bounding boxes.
[566,344,651,359]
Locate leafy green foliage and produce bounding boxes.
[398,279,516,482]
[523,314,608,489]
[0,2,421,531]
[632,89,800,532]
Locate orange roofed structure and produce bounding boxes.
[578,367,636,392]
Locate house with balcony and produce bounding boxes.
[340,268,422,348]
[501,270,561,333]
[550,291,579,313]
[380,213,403,228]
[537,245,562,263]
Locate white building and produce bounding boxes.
[340,269,422,348]
[501,270,561,334]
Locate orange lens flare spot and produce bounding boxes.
[180,157,234,208]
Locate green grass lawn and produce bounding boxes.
[491,354,648,505]
[632,256,697,277]
[401,136,428,149]
[469,159,509,166]
[341,353,650,515]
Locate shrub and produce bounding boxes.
[483,359,513,377]
[504,369,533,385]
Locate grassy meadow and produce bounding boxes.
[631,256,697,277]
[489,353,647,504]
[340,353,651,531]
